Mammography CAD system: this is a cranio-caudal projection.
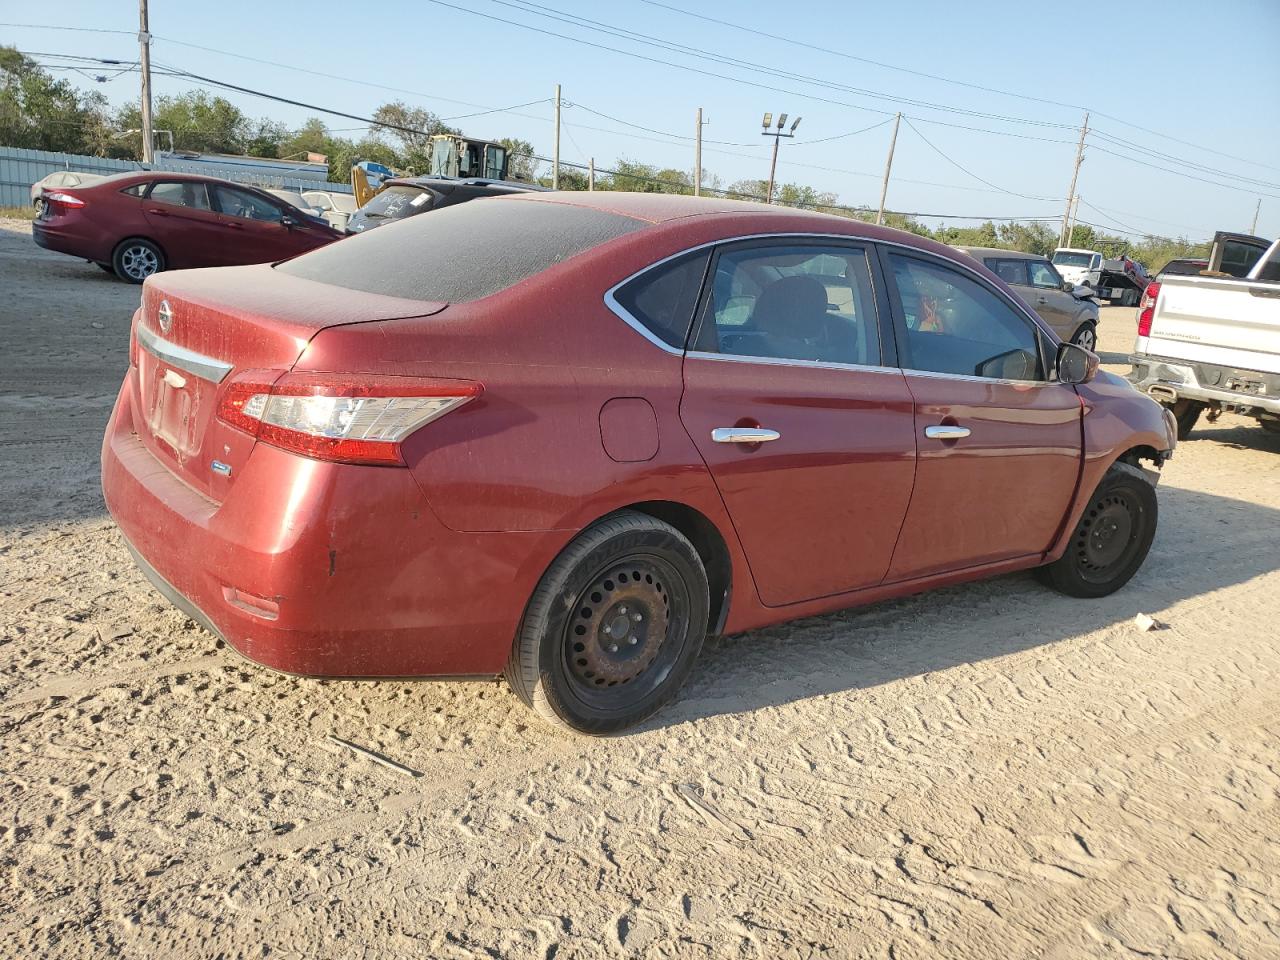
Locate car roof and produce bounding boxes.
[953,245,1046,260]
[491,191,969,256]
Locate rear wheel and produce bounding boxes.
[112,238,164,283]
[505,511,709,735]
[1035,462,1157,599]
[1166,399,1204,440]
[1122,288,1140,307]
[1261,418,1280,434]
[1070,321,1098,353]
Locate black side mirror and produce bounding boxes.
[281,214,297,229]
[1057,342,1098,384]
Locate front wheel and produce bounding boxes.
[1070,320,1098,353]
[505,511,709,735]
[1261,418,1280,435]
[112,238,164,283]
[1035,462,1158,599]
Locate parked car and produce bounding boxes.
[265,188,324,218]
[301,190,358,232]
[955,246,1101,351]
[1130,234,1280,438]
[101,193,1176,733]
[344,175,546,234]
[32,172,342,283]
[30,170,107,214]
[1155,257,1208,279]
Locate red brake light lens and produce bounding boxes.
[1137,282,1161,337]
[217,372,481,466]
[44,191,86,208]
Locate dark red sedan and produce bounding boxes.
[33,171,340,283]
[101,193,1177,733]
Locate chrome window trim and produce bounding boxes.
[136,325,233,383]
[896,366,1051,388]
[686,350,902,377]
[601,232,1060,376]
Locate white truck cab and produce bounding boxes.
[1051,248,1103,288]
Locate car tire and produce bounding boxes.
[1070,320,1098,353]
[1260,418,1280,434]
[97,263,114,274]
[1035,461,1157,599]
[1167,399,1204,440]
[504,510,709,735]
[1122,288,1139,307]
[111,238,165,284]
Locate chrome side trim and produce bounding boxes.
[136,325,233,383]
[897,366,1049,387]
[686,350,902,376]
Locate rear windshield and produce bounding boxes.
[359,185,436,220]
[1052,251,1093,268]
[277,197,645,302]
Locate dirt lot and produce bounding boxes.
[1,218,1278,960]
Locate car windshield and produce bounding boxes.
[360,185,432,219]
[1052,251,1094,268]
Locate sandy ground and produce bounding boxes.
[1,218,1278,960]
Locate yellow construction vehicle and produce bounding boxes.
[350,136,512,207]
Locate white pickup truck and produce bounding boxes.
[1128,234,1280,437]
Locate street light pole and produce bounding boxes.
[760,112,801,204]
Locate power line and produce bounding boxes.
[788,119,891,147]
[1087,127,1280,191]
[902,117,1063,202]
[631,2,1279,177]
[482,0,1074,130]
[563,100,760,147]
[1085,142,1280,201]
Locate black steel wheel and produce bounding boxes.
[1035,462,1157,598]
[505,511,709,735]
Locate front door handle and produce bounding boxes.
[712,427,781,444]
[146,207,169,216]
[924,424,970,440]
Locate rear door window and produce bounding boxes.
[985,258,1028,287]
[147,181,212,209]
[692,243,881,366]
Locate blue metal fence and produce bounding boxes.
[0,146,353,208]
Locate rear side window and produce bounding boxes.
[278,199,645,303]
[120,183,146,197]
[147,181,211,209]
[985,258,1028,286]
[610,250,710,348]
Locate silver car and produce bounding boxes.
[955,246,1100,352]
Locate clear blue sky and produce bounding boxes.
[7,0,1279,240]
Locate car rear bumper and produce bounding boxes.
[101,378,553,678]
[31,220,103,261]
[1128,353,1280,415]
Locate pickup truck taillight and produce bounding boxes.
[217,371,482,466]
[1137,282,1161,337]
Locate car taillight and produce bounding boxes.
[1137,281,1161,337]
[217,371,481,466]
[44,191,86,208]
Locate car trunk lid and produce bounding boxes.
[129,263,444,500]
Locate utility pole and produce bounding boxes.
[1250,198,1261,234]
[1060,111,1089,248]
[875,112,901,226]
[694,107,703,197]
[760,111,801,204]
[138,0,154,164]
[552,83,561,190]
[1065,194,1080,245]
[588,157,595,192]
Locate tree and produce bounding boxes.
[371,101,457,153]
[997,220,1058,255]
[500,137,540,182]
[0,47,112,154]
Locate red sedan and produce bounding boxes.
[101,193,1177,733]
[33,171,341,282]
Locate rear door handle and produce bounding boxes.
[924,425,970,440]
[222,221,243,229]
[146,207,168,216]
[712,427,781,444]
